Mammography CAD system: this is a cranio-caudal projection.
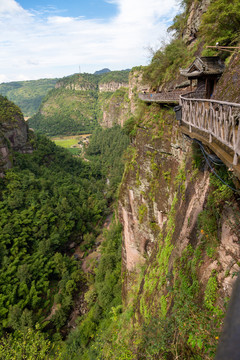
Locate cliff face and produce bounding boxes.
[99,68,151,128]
[183,0,211,44]
[98,88,131,128]
[55,74,98,91]
[117,93,240,357]
[0,96,33,177]
[212,52,240,103]
[118,107,183,273]
[99,81,128,93]
[128,68,150,113]
[114,30,240,355]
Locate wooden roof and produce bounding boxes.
[180,57,225,78]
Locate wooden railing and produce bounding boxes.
[180,94,240,165]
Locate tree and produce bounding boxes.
[200,0,240,46]
[0,325,61,360]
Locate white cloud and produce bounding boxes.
[0,0,179,82]
[0,0,23,13]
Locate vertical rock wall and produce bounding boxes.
[118,103,240,307]
[0,96,32,176]
[183,0,211,44]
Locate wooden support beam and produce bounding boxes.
[206,46,240,53]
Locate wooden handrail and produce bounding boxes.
[180,94,240,166]
[181,93,240,108]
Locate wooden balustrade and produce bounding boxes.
[139,89,240,167]
[180,94,240,166]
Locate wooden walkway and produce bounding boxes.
[139,91,185,104]
[139,89,240,177]
[180,93,240,176]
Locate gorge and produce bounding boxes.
[0,0,240,359]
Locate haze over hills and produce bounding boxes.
[94,68,111,75]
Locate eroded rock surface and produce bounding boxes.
[183,0,210,44]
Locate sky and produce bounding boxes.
[0,0,180,83]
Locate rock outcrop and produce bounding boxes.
[0,96,33,176]
[99,88,131,128]
[183,0,211,44]
[118,107,187,273]
[212,52,240,103]
[55,74,97,91]
[99,81,128,93]
[128,68,150,113]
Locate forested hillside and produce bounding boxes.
[0,79,58,117]
[98,70,129,84]
[28,70,130,136]
[29,88,99,136]
[0,95,129,357]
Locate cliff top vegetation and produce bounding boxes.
[98,70,130,84]
[0,95,23,124]
[143,0,240,90]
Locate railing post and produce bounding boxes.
[233,154,238,166]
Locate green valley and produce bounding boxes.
[0,97,129,358]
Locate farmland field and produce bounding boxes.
[51,134,91,154]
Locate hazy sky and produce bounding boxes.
[0,0,179,82]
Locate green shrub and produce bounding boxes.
[204,274,218,310]
[200,0,240,46]
[143,39,188,89]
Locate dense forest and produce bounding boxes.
[0,123,129,358]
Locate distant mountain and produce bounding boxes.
[0,78,58,117]
[94,68,111,75]
[28,73,99,136]
[99,70,130,84]
[28,70,131,136]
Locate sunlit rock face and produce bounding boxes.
[99,69,150,128]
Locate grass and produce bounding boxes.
[50,134,91,154]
